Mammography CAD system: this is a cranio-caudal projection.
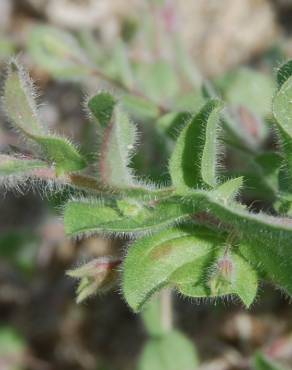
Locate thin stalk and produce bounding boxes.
[160,288,173,332]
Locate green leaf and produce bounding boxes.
[277,60,292,88]
[98,107,137,187]
[216,67,275,116]
[4,61,43,136]
[157,112,192,138]
[187,190,292,248]
[134,61,179,102]
[272,74,292,186]
[273,75,292,138]
[122,94,160,119]
[112,39,134,88]
[239,239,292,297]
[138,330,198,370]
[3,61,87,174]
[0,155,47,177]
[254,352,287,370]
[88,92,116,127]
[64,199,192,237]
[172,248,258,308]
[36,136,86,174]
[123,226,223,312]
[28,25,90,80]
[169,99,223,192]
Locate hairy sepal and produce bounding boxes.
[171,248,258,308]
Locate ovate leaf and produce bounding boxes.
[123,226,223,312]
[138,330,198,370]
[29,25,90,80]
[169,99,223,192]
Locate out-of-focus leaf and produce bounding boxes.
[29,25,90,79]
[134,61,179,102]
[216,67,275,117]
[253,352,287,370]
[122,94,160,119]
[138,330,198,370]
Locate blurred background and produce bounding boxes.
[1,0,292,369]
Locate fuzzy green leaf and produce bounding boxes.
[277,60,292,88]
[28,25,89,80]
[138,331,198,370]
[272,74,292,184]
[4,61,43,136]
[64,199,193,237]
[187,190,292,248]
[172,248,258,308]
[88,92,116,127]
[169,99,223,192]
[3,61,87,174]
[36,136,86,174]
[123,226,223,312]
[239,239,292,297]
[273,75,292,138]
[134,61,179,102]
[98,108,137,187]
[201,100,224,187]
